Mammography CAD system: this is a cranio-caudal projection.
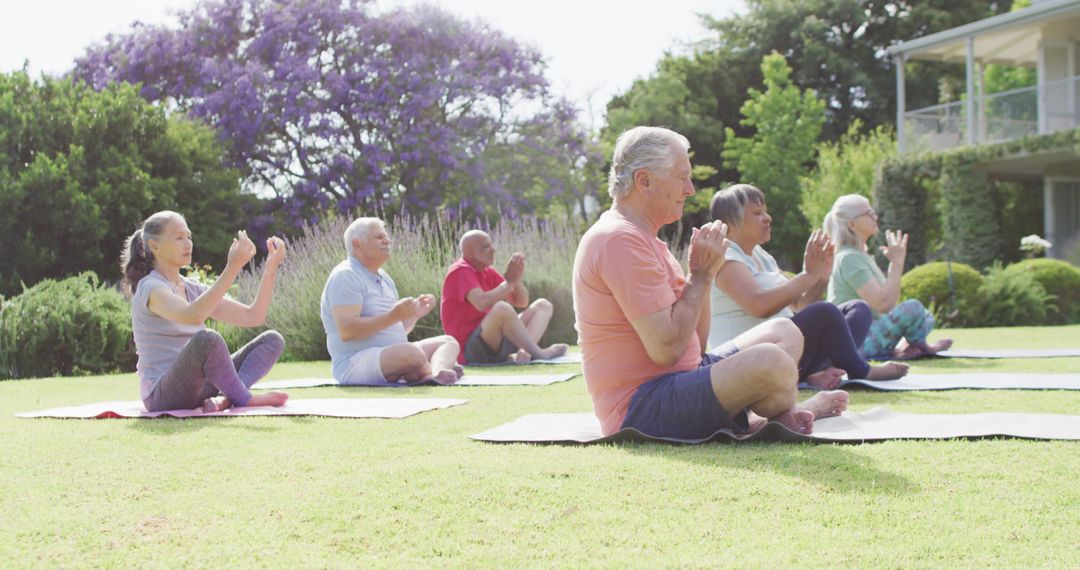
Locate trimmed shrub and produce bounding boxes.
[0,272,134,379]
[1003,258,1080,324]
[975,263,1053,327]
[900,261,984,327]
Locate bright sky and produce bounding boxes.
[0,0,744,127]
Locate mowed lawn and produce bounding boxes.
[2,326,1079,567]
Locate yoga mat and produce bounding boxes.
[934,348,1080,359]
[254,373,578,390]
[800,373,1080,391]
[471,407,1080,444]
[16,398,467,419]
[468,353,582,366]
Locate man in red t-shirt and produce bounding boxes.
[440,230,569,365]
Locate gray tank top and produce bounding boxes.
[131,270,208,399]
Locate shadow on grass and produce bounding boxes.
[124,414,319,435]
[619,441,918,496]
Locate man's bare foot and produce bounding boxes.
[538,343,569,360]
[806,367,845,389]
[865,361,909,380]
[246,391,289,407]
[202,396,231,413]
[774,408,815,435]
[432,369,459,385]
[741,411,769,434]
[453,364,465,379]
[798,390,849,419]
[509,349,532,364]
[924,338,953,354]
[894,343,924,359]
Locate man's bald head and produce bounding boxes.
[460,230,495,269]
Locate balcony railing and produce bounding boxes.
[902,75,1080,153]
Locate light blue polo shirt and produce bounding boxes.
[320,256,408,380]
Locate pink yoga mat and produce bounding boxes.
[16,398,467,419]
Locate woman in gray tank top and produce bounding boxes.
[121,210,290,412]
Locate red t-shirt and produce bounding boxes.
[440,258,506,363]
[573,210,703,435]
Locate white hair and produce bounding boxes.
[823,194,871,248]
[607,126,691,199]
[343,217,386,253]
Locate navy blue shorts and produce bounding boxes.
[621,342,748,440]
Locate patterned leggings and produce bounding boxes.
[860,299,935,360]
[143,329,285,412]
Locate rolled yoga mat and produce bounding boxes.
[800,373,1080,391]
[883,348,1080,360]
[471,407,1080,444]
[254,373,578,390]
[16,398,468,419]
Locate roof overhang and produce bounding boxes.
[886,0,1080,66]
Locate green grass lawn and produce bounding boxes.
[2,326,1079,567]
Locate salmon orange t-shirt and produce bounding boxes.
[572,210,703,435]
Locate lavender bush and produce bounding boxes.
[213,212,582,362]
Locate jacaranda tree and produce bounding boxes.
[74,0,598,225]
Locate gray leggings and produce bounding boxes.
[143,329,285,412]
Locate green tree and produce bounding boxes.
[0,70,252,296]
[724,53,826,268]
[800,121,896,230]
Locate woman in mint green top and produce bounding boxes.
[824,194,952,359]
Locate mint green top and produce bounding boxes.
[828,246,886,315]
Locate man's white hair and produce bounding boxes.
[343,217,386,253]
[607,126,691,199]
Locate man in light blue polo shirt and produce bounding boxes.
[320,217,463,385]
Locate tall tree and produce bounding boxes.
[724,53,825,267]
[0,70,250,296]
[603,0,1013,206]
[74,0,595,225]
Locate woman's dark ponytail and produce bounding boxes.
[120,211,184,297]
[120,229,151,298]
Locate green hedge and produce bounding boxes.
[900,261,983,326]
[874,127,1080,270]
[1003,258,1080,324]
[0,272,134,379]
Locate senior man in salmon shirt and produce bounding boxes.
[572,126,849,438]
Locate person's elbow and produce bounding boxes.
[744,302,776,319]
[644,341,684,368]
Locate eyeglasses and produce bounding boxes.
[855,209,877,220]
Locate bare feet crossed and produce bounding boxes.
[774,408,816,435]
[865,361,909,380]
[247,391,289,408]
[798,390,849,419]
[806,367,845,389]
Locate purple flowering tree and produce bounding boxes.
[74,0,597,225]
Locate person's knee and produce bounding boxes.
[532,298,553,313]
[439,335,460,351]
[383,343,429,374]
[741,344,798,390]
[488,301,516,320]
[773,318,803,350]
[261,330,285,353]
[191,329,227,350]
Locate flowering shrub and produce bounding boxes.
[213,212,582,362]
[1019,234,1052,258]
